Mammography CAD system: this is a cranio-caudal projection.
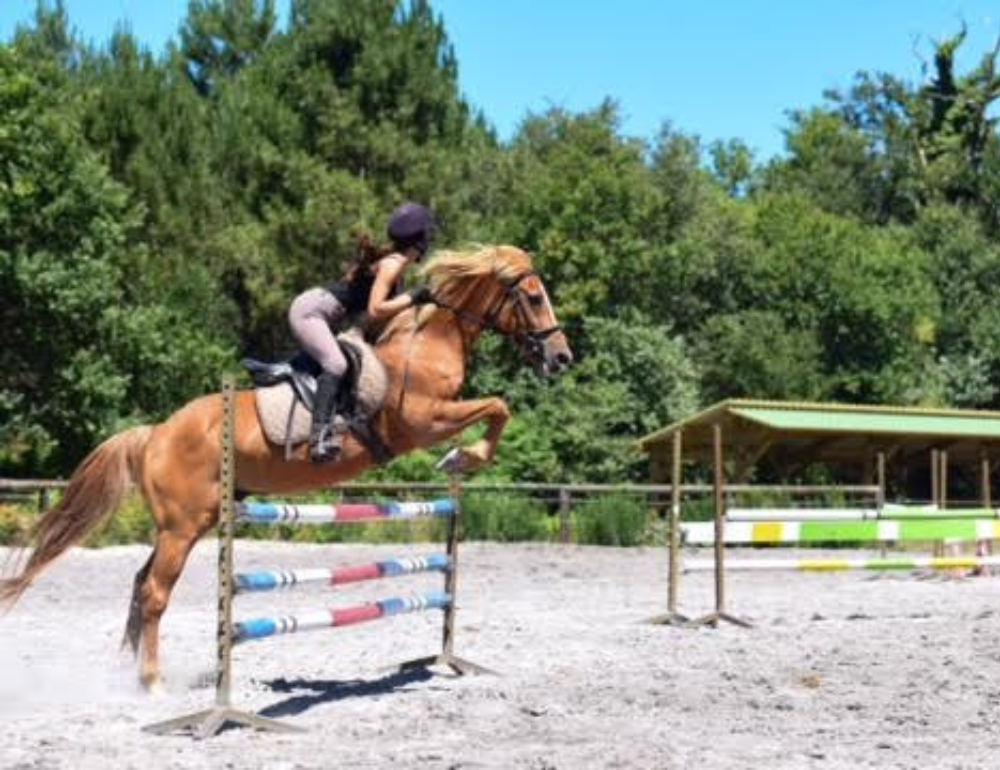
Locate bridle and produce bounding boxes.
[433,271,562,359]
[397,268,562,418]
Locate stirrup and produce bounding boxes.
[309,425,343,464]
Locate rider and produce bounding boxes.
[288,201,436,463]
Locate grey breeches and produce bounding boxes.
[288,287,348,375]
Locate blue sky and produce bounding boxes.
[3,1,999,159]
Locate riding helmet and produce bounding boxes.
[387,202,435,256]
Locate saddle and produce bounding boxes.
[241,329,393,464]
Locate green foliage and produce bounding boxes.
[496,103,665,319]
[0,504,33,544]
[0,495,155,547]
[461,493,550,542]
[709,138,755,198]
[0,42,234,473]
[767,31,1000,230]
[180,0,277,96]
[573,495,649,546]
[745,194,940,403]
[465,314,698,483]
[694,310,823,403]
[6,8,1000,488]
[84,496,156,546]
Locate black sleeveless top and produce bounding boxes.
[327,268,401,315]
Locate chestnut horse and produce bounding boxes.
[1,245,572,690]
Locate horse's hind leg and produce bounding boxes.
[122,550,155,655]
[137,524,213,691]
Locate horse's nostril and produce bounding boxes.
[555,351,573,367]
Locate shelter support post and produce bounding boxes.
[975,451,993,573]
[981,452,992,509]
[876,452,886,512]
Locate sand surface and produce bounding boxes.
[2,540,999,769]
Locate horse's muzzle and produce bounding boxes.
[534,332,574,378]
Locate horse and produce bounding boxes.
[1,245,573,690]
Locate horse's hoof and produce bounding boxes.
[457,451,486,472]
[141,675,165,696]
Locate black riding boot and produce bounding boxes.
[309,372,344,463]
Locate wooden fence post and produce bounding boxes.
[558,488,571,544]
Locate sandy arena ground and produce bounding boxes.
[2,540,999,769]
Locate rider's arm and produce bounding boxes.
[367,254,416,322]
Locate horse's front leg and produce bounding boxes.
[424,397,511,471]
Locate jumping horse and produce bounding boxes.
[1,245,573,690]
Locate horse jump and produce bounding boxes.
[669,505,998,624]
[680,517,1000,546]
[144,379,489,738]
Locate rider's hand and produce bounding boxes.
[408,286,435,306]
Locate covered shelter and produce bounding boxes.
[637,398,1000,627]
[639,398,1000,507]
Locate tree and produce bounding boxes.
[693,310,824,403]
[496,103,665,320]
[0,44,233,473]
[180,0,277,96]
[750,194,940,404]
[768,28,1000,229]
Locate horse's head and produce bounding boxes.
[423,245,573,377]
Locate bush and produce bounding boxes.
[574,495,650,546]
[461,493,551,542]
[0,495,155,548]
[682,497,715,523]
[86,495,156,546]
[0,504,34,545]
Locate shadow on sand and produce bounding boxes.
[257,667,443,720]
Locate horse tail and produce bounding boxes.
[0,425,153,605]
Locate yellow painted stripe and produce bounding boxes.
[798,560,850,571]
[929,558,980,569]
[752,522,783,544]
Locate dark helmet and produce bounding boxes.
[387,201,435,256]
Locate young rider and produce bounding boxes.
[288,202,436,462]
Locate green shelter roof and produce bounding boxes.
[728,403,1000,439]
[638,399,1000,469]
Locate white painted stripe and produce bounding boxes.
[680,522,725,545]
[727,508,878,522]
[292,610,334,633]
[292,568,332,584]
[684,555,1000,572]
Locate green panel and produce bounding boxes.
[896,520,976,540]
[731,406,1000,438]
[799,521,879,541]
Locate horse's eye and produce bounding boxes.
[527,293,544,307]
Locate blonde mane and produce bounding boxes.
[377,245,532,343]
